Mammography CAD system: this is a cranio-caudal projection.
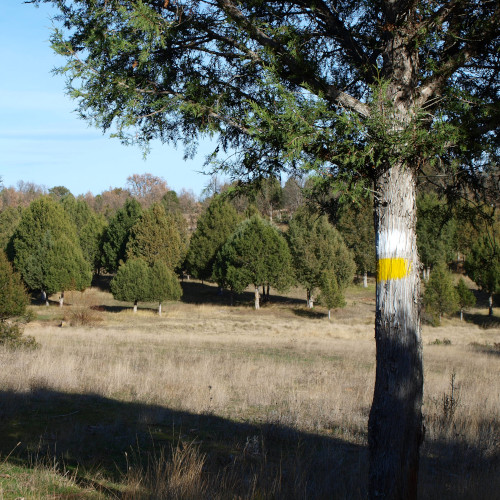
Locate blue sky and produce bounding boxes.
[0,1,219,197]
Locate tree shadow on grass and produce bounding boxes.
[292,308,326,319]
[0,389,366,499]
[180,280,304,308]
[462,311,500,329]
[0,389,497,498]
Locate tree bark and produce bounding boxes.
[254,286,260,310]
[158,302,162,316]
[489,294,493,316]
[133,299,138,313]
[369,164,423,500]
[364,271,368,288]
[59,291,64,307]
[306,289,314,308]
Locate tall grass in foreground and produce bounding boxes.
[0,285,498,498]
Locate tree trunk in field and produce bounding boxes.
[133,299,138,313]
[369,164,423,500]
[306,289,314,308]
[364,271,368,288]
[254,286,260,310]
[460,308,463,321]
[59,291,64,307]
[488,294,493,316]
[328,309,331,320]
[158,302,162,316]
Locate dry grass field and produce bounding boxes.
[0,279,499,498]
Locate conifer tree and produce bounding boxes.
[0,250,37,349]
[110,258,150,313]
[101,198,142,272]
[455,277,476,321]
[288,206,355,308]
[423,263,459,324]
[214,215,293,309]
[319,271,345,321]
[185,195,240,281]
[8,197,92,305]
[0,250,28,321]
[61,195,107,273]
[337,198,376,287]
[126,203,182,270]
[465,234,500,316]
[148,260,182,315]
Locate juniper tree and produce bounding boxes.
[288,206,355,308]
[185,195,240,281]
[214,215,293,309]
[110,258,150,313]
[455,277,476,321]
[33,0,500,496]
[465,233,500,316]
[100,198,142,272]
[423,263,459,324]
[148,260,182,315]
[61,195,107,273]
[319,271,345,321]
[8,197,92,305]
[126,203,183,270]
[0,250,37,349]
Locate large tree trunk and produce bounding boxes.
[363,270,368,288]
[59,291,64,307]
[488,294,493,316]
[368,163,424,500]
[133,299,138,313]
[254,286,260,310]
[158,302,162,316]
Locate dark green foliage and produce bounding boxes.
[0,251,38,349]
[185,196,240,281]
[100,198,142,273]
[319,271,345,319]
[337,197,376,276]
[110,258,150,307]
[61,195,107,272]
[455,278,476,320]
[417,193,457,268]
[149,260,182,312]
[423,264,459,324]
[111,258,182,312]
[465,233,500,316]
[48,186,72,200]
[8,197,91,295]
[0,206,23,251]
[126,204,182,270]
[0,250,28,321]
[287,206,355,305]
[214,215,293,295]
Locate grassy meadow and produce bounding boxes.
[0,278,499,499]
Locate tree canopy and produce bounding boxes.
[100,198,142,272]
[8,197,92,297]
[126,203,183,270]
[288,206,355,307]
[0,250,28,321]
[465,233,500,316]
[185,195,240,281]
[214,215,293,308]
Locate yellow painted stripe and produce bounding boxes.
[377,258,410,281]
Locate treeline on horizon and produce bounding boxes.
[0,172,499,321]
